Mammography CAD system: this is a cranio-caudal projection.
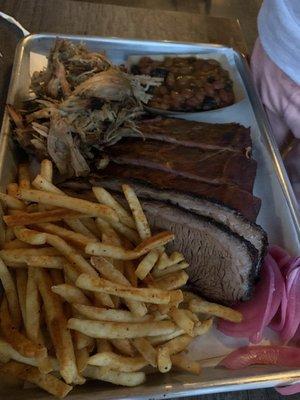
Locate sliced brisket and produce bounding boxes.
[91,164,261,221]
[90,174,267,272]
[140,199,259,304]
[123,118,252,154]
[107,138,257,192]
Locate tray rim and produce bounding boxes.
[1,32,300,398]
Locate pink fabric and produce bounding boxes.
[251,38,300,200]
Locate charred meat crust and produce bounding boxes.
[106,138,257,193]
[89,164,261,222]
[139,199,259,304]
[89,176,267,275]
[121,118,252,155]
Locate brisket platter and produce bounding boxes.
[62,117,267,304]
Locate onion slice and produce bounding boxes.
[218,254,280,343]
[280,267,300,343]
[219,346,300,369]
[276,383,300,395]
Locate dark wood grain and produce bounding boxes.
[0,1,290,400]
[0,0,247,52]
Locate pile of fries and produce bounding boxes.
[0,160,242,398]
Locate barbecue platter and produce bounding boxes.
[0,37,296,398]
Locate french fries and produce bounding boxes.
[85,231,174,260]
[0,160,236,397]
[131,337,157,367]
[68,319,176,339]
[0,360,72,398]
[88,351,147,372]
[18,189,118,222]
[73,304,151,323]
[157,346,172,373]
[189,297,243,323]
[135,250,159,280]
[122,184,151,240]
[92,187,136,229]
[84,365,146,387]
[76,274,172,304]
[0,257,21,328]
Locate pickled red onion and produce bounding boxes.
[219,346,300,369]
[276,383,300,395]
[218,254,282,343]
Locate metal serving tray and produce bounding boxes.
[1,34,300,399]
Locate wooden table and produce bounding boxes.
[0,1,294,399]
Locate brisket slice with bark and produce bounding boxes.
[107,138,257,192]
[140,199,259,304]
[91,163,261,222]
[120,117,252,155]
[90,173,267,274]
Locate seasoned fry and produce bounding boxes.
[40,159,53,182]
[76,273,171,304]
[156,251,184,270]
[92,187,136,229]
[135,250,159,280]
[1,247,60,257]
[3,238,32,249]
[0,297,46,359]
[0,361,72,398]
[46,233,97,276]
[15,269,27,325]
[75,347,89,373]
[50,269,65,285]
[33,174,63,194]
[152,261,189,278]
[0,193,25,210]
[4,208,82,226]
[88,351,147,372]
[91,257,147,317]
[73,304,151,323]
[35,269,82,384]
[83,365,146,387]
[0,257,21,328]
[154,271,189,290]
[131,338,157,367]
[68,319,176,339]
[85,231,174,260]
[51,284,91,306]
[162,335,193,355]
[171,353,202,375]
[0,252,68,269]
[124,260,138,287]
[97,339,112,353]
[64,218,97,239]
[110,339,136,357]
[4,227,15,242]
[148,329,185,345]
[122,184,151,240]
[18,189,118,222]
[0,338,37,366]
[26,268,52,374]
[168,307,194,336]
[7,183,19,198]
[157,346,172,373]
[189,298,243,323]
[18,164,31,190]
[13,226,47,245]
[80,217,101,238]
[193,318,213,336]
[109,219,140,244]
[36,222,97,247]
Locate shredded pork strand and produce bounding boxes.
[7,39,162,178]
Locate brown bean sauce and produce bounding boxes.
[131,56,235,112]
